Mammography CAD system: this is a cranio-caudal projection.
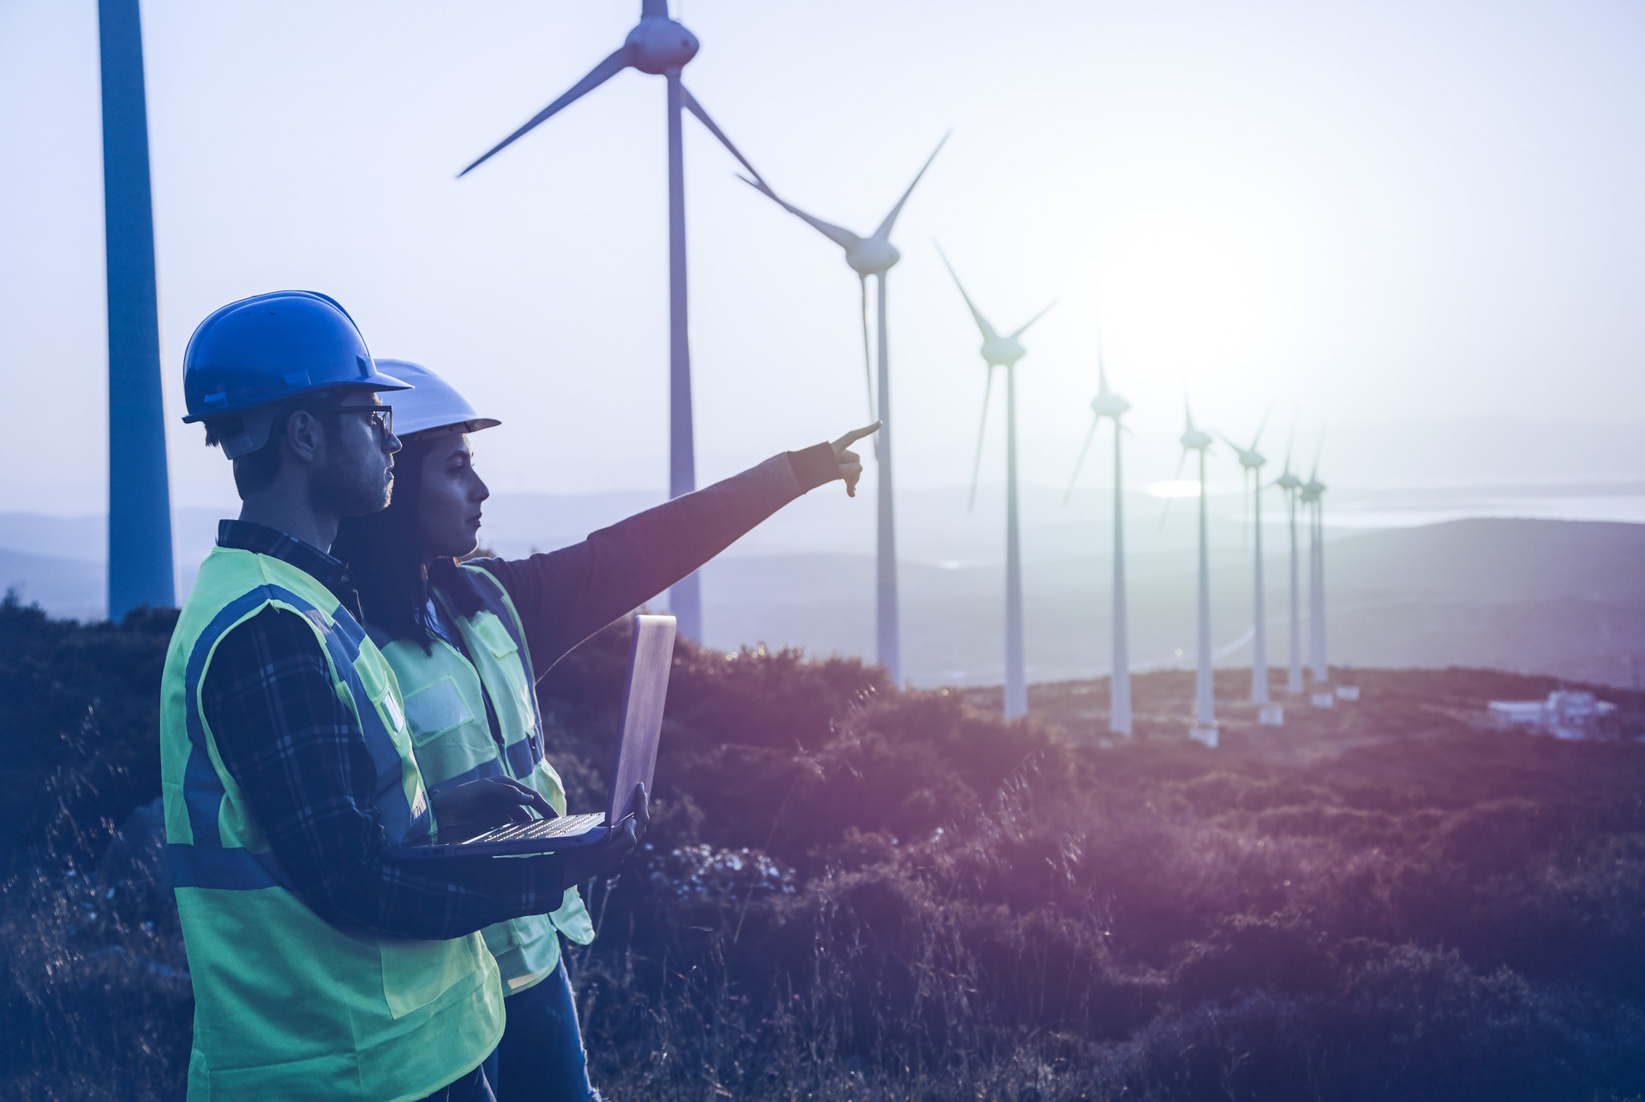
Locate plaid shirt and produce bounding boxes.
[201,520,570,940]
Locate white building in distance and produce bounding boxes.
[1487,690,1619,740]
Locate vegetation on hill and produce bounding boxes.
[3,592,1643,1100]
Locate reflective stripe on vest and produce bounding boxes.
[379,563,594,993]
[161,547,502,1101]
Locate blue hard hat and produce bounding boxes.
[182,290,410,457]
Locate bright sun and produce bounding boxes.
[1093,171,1322,402]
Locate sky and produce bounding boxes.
[2,0,1644,517]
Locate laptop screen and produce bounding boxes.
[605,614,677,824]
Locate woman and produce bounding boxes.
[333,359,875,1101]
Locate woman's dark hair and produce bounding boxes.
[333,435,486,651]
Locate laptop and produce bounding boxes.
[402,613,676,858]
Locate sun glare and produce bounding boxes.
[1095,172,1320,396]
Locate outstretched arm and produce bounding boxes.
[477,424,879,675]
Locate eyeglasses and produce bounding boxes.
[331,404,394,439]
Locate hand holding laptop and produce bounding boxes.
[401,615,673,861]
[554,783,648,884]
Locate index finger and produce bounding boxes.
[833,421,883,450]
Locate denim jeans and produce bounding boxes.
[482,958,601,1102]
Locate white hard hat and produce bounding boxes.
[374,359,501,438]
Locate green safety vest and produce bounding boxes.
[377,564,594,995]
[160,546,504,1102]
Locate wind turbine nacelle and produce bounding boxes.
[981,335,1025,368]
[1090,394,1130,419]
[1239,450,1266,470]
[846,237,900,277]
[627,18,699,74]
[1180,430,1212,451]
[1276,473,1303,491]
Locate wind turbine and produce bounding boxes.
[1300,456,1331,701]
[1065,349,1132,737]
[458,0,769,644]
[1177,403,1218,747]
[100,0,174,620]
[738,134,950,686]
[1274,436,1306,696]
[937,245,1054,720]
[1218,417,1283,724]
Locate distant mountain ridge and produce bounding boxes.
[4,510,1642,688]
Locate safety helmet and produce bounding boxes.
[373,359,501,439]
[182,290,410,458]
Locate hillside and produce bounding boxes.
[3,599,1643,1100]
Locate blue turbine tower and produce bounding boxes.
[100,0,174,619]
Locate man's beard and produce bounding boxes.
[311,458,392,519]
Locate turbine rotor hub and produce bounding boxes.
[982,336,1025,367]
[627,18,699,74]
[847,238,900,276]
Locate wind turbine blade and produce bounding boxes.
[680,84,767,187]
[872,130,950,241]
[1159,450,1190,530]
[1063,418,1099,506]
[1008,300,1056,340]
[934,242,998,343]
[736,176,863,251]
[1183,397,1196,433]
[1214,429,1241,453]
[1252,399,1275,450]
[968,367,995,513]
[859,276,875,423]
[458,47,632,177]
[1097,342,1109,394]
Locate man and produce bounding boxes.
[159,290,639,1102]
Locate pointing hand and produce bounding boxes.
[831,421,882,498]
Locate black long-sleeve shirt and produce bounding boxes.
[200,446,839,940]
[476,444,840,676]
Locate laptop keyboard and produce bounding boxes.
[468,813,606,844]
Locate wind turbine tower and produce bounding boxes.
[740,134,949,686]
[100,0,174,620]
[1274,442,1306,696]
[1178,404,1218,747]
[1300,460,1331,703]
[1219,419,1283,725]
[938,246,1054,720]
[458,0,769,643]
[1065,349,1132,736]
